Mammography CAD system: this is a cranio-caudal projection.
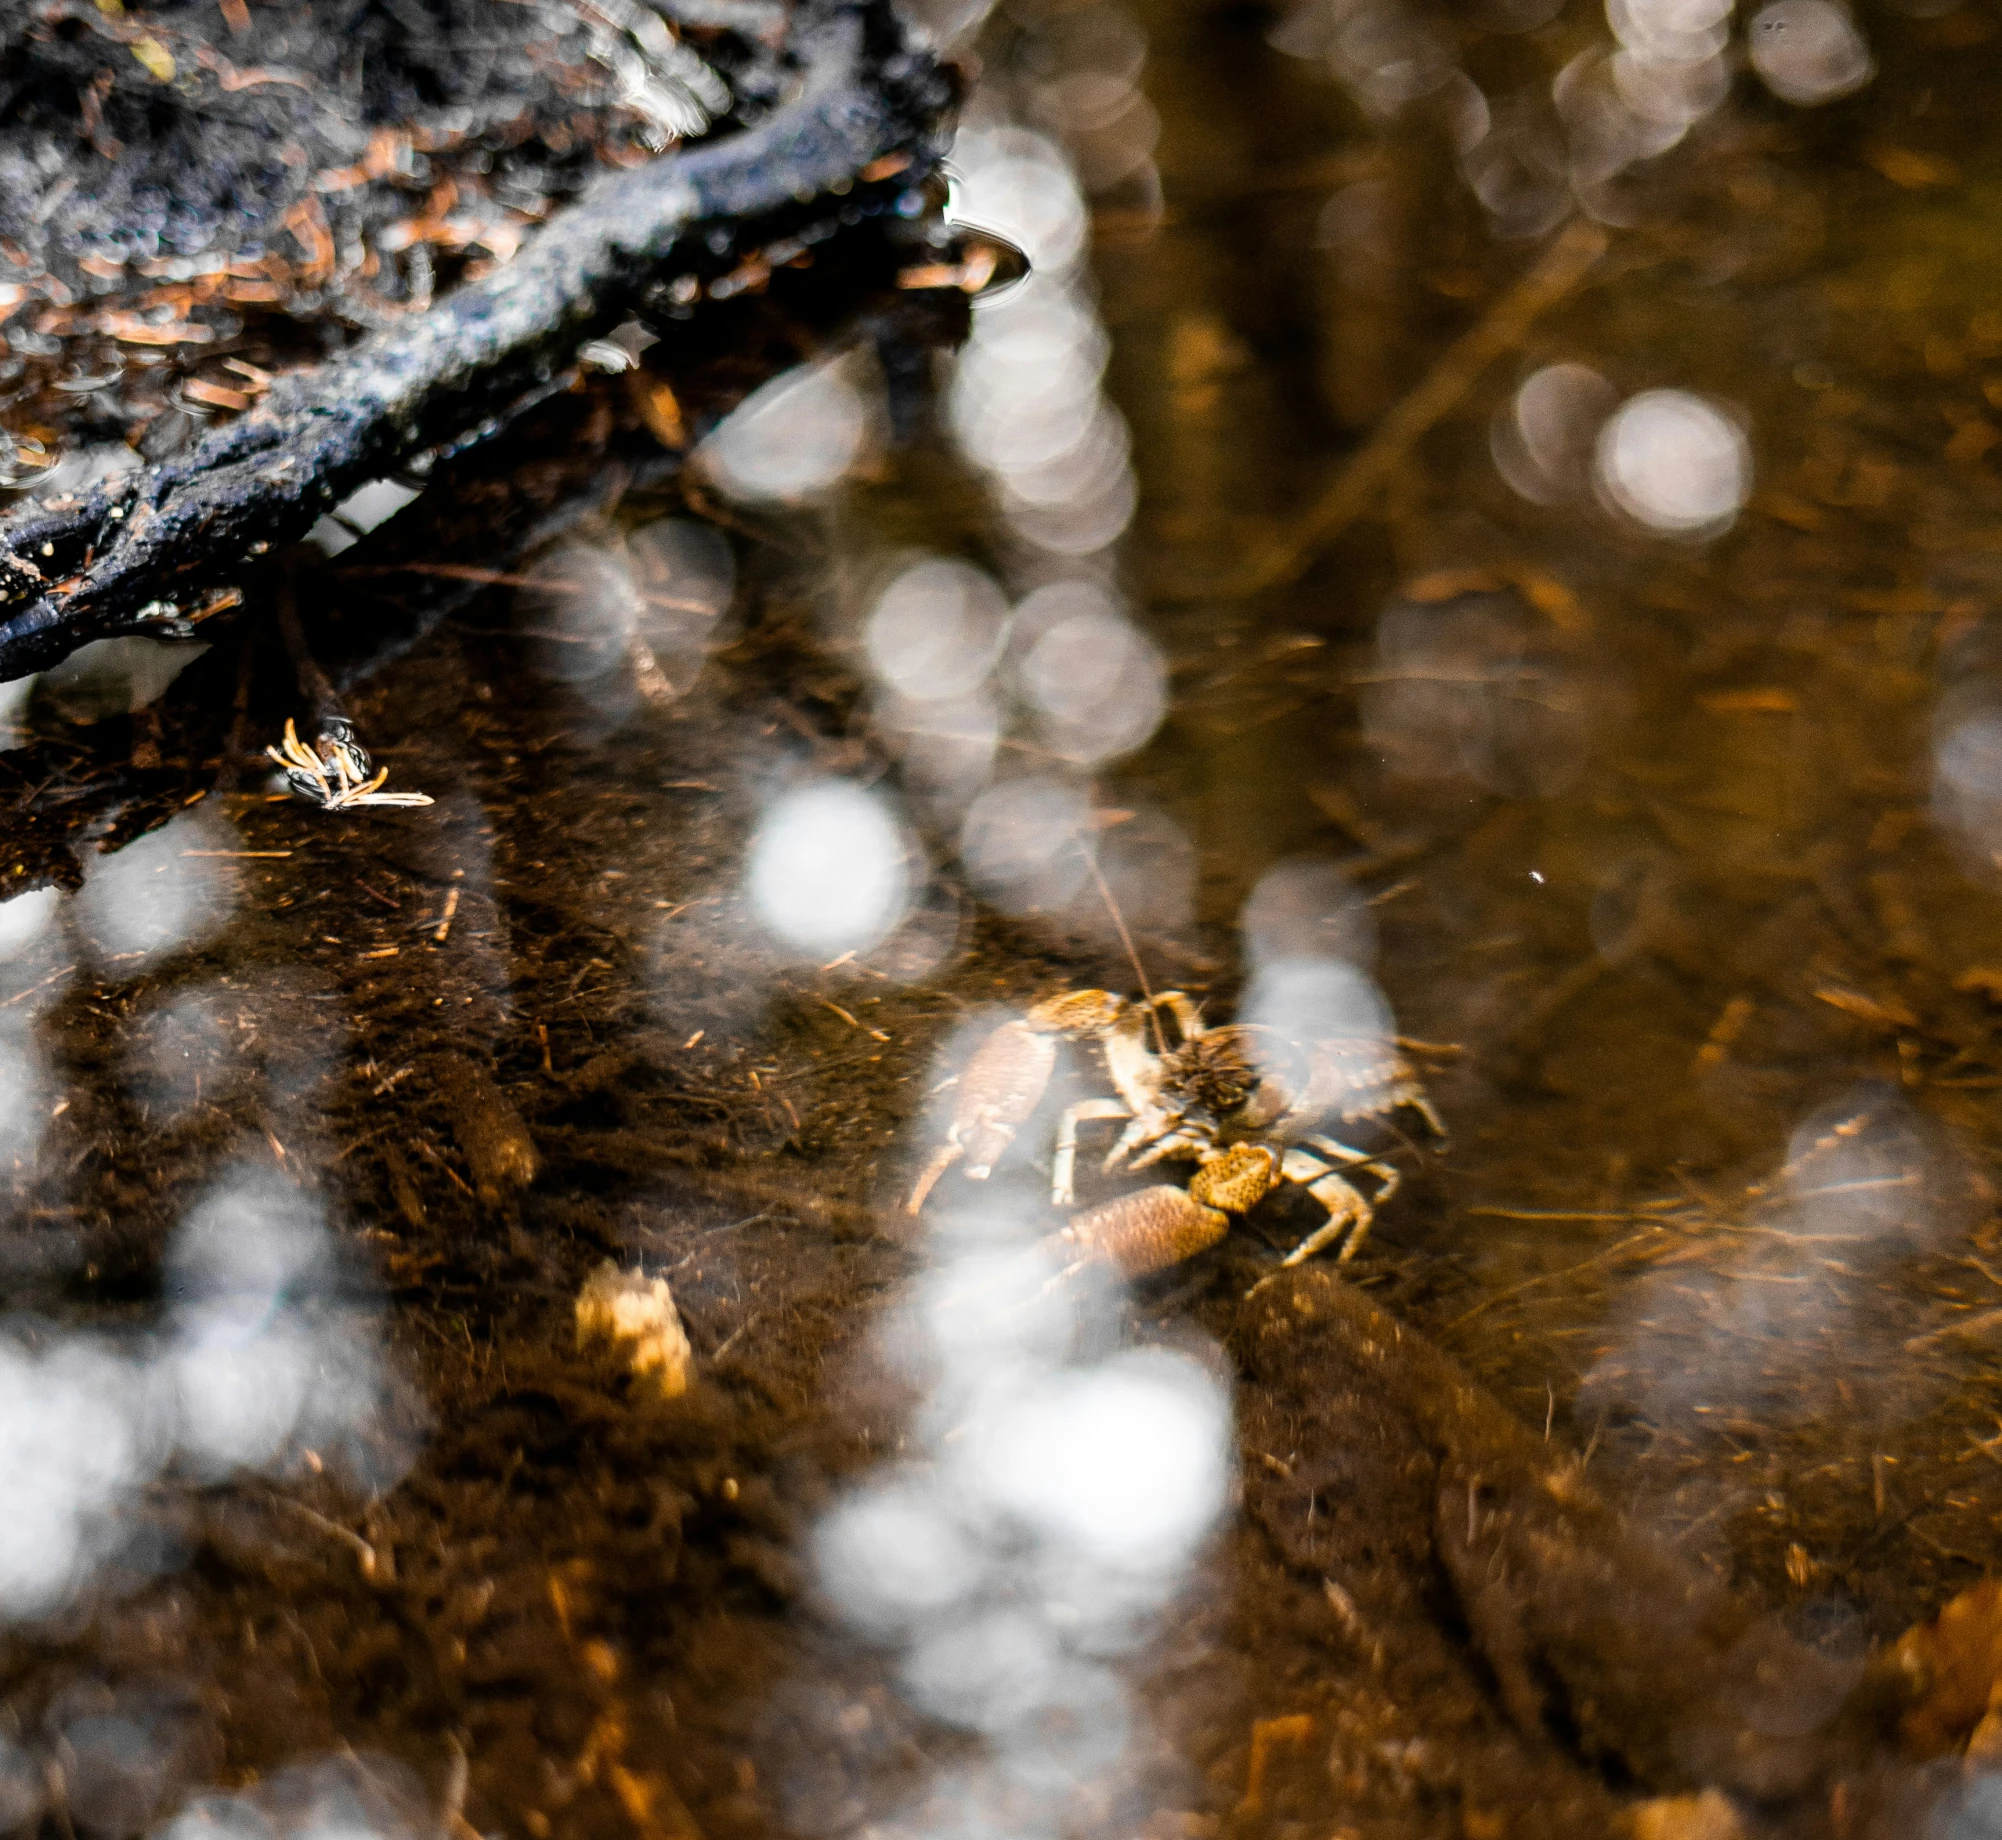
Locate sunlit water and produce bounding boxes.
[5,0,2002,1829]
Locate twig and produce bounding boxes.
[711,1312,758,1359]
[1905,1305,2002,1353]
[276,560,341,733]
[440,1736,477,1840]
[1444,1227,1667,1329]
[0,962,77,1010]
[1248,1267,1869,1804]
[215,621,260,792]
[277,1497,393,1583]
[1464,1206,1645,1222]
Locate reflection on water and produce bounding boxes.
[813,1112,1230,1833]
[12,0,2002,1823]
[75,811,241,970]
[41,639,211,727]
[0,885,57,961]
[746,782,915,958]
[0,672,30,748]
[1593,386,1751,534]
[699,359,872,505]
[0,1166,404,1621]
[948,113,1141,558]
[157,1757,432,1840]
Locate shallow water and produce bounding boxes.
[7,0,2002,1834]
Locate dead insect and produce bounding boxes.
[1051,995,1452,1266]
[905,990,1148,1213]
[267,716,434,812]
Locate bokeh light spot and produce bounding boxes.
[518,542,640,685]
[960,1350,1231,1569]
[698,361,867,504]
[1750,0,1874,104]
[865,558,1010,703]
[1013,583,1166,764]
[1594,388,1750,535]
[959,777,1093,912]
[815,1480,990,1638]
[746,781,913,957]
[0,886,58,962]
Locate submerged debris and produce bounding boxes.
[1626,1790,1747,1840]
[440,1059,541,1211]
[575,1261,695,1400]
[0,0,744,354]
[265,716,433,811]
[1888,1579,2002,1759]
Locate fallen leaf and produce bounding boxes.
[1815,986,1919,1030]
[1894,1578,2002,1756]
[1866,145,1959,189]
[1699,688,1798,715]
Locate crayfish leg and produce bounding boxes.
[1279,1172,1374,1266]
[905,1140,965,1214]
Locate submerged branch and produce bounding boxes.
[1162,216,1608,603]
[0,0,953,683]
[1241,1267,1900,1809]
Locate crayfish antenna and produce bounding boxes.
[1074,821,1167,1055]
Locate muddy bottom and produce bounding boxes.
[12,0,2002,1834]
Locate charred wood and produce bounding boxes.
[0,0,954,683]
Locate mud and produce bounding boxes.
[11,0,2002,1835]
